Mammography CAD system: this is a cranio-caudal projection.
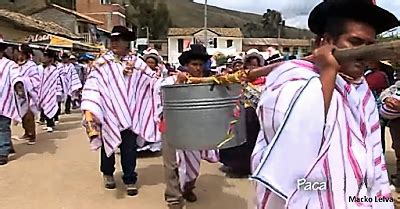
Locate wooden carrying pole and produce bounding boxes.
[333,40,400,62]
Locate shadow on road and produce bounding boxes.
[60,115,82,123]
[55,122,82,131]
[136,164,165,188]
[10,132,66,161]
[187,174,248,209]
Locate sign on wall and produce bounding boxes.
[26,34,51,43]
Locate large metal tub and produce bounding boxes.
[162,83,247,150]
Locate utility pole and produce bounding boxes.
[204,0,208,48]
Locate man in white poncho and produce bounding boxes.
[250,0,399,208]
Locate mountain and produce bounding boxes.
[162,0,314,38]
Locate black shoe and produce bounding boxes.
[103,175,116,189]
[219,165,233,173]
[65,110,71,114]
[9,147,16,154]
[183,190,197,202]
[0,156,8,165]
[168,202,184,209]
[126,184,138,196]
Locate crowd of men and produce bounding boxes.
[1,0,400,209]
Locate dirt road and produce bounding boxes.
[1,112,399,209]
[0,113,254,209]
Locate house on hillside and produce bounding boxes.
[30,4,104,46]
[243,38,314,57]
[76,0,134,32]
[0,9,79,42]
[168,27,243,65]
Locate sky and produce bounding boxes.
[193,0,400,30]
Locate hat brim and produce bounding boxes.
[309,2,399,35]
[143,54,161,63]
[178,52,212,66]
[109,32,136,42]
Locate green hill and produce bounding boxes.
[163,0,314,38]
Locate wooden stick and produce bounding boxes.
[333,40,400,62]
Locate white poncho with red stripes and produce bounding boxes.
[251,60,392,209]
[81,52,159,157]
[19,60,40,116]
[38,64,59,119]
[62,63,82,96]
[0,57,24,121]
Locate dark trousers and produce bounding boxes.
[40,111,45,123]
[54,102,61,121]
[100,129,138,185]
[65,95,71,113]
[45,115,54,128]
[0,116,11,156]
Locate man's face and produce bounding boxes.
[185,59,204,77]
[17,52,27,62]
[146,57,158,71]
[42,56,52,65]
[62,58,69,63]
[111,37,129,56]
[325,20,376,80]
[245,58,260,70]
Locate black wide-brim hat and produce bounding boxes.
[309,0,399,35]
[110,25,136,41]
[178,44,212,66]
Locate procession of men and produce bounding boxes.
[2,0,400,208]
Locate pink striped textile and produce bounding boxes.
[38,64,59,119]
[251,60,391,209]
[18,60,40,115]
[0,57,24,121]
[81,52,158,157]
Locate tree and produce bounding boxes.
[262,9,284,37]
[128,0,172,40]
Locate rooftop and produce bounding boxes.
[168,28,243,38]
[0,9,80,40]
[46,4,103,25]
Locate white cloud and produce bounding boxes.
[194,0,400,29]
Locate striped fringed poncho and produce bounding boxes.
[0,57,24,122]
[38,64,59,119]
[81,52,159,157]
[19,60,40,116]
[62,63,82,96]
[251,60,392,209]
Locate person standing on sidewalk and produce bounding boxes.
[17,44,40,145]
[81,26,159,196]
[0,41,25,165]
[38,50,59,133]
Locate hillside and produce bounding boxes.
[162,0,314,38]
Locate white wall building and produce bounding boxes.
[168,28,243,65]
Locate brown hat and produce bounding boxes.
[309,0,399,35]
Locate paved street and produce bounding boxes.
[0,112,254,209]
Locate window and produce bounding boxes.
[293,47,299,54]
[227,40,233,48]
[100,0,111,5]
[213,38,217,48]
[178,39,184,53]
[9,0,15,2]
[154,43,162,50]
